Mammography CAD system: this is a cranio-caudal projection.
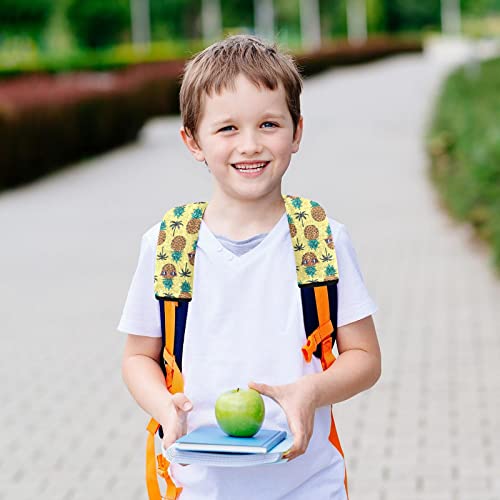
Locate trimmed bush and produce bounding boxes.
[428,57,500,273]
[0,37,421,190]
[295,36,421,75]
[0,61,183,189]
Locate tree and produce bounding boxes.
[0,0,53,39]
[203,0,223,41]
[254,0,275,41]
[299,0,321,49]
[130,0,151,46]
[150,0,201,40]
[221,0,253,31]
[346,0,367,42]
[67,0,130,49]
[383,0,441,32]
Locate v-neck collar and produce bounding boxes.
[199,212,288,264]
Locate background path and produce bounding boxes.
[1,40,499,500]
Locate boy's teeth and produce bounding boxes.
[233,162,268,170]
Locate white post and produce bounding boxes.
[346,0,367,44]
[441,0,462,36]
[130,0,151,49]
[254,0,274,42]
[299,0,321,51]
[202,0,223,42]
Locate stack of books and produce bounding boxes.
[163,425,292,467]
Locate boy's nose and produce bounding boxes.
[237,130,263,156]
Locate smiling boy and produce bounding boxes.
[120,35,381,500]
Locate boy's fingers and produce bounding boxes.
[248,381,277,399]
[162,430,177,449]
[283,438,306,461]
[283,424,308,461]
[171,393,193,412]
[282,439,298,460]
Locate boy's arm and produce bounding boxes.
[305,314,381,407]
[250,315,380,460]
[121,334,193,445]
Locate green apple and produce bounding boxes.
[215,388,265,437]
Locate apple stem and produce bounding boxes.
[236,388,240,392]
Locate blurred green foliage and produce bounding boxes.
[462,0,500,16]
[0,41,204,78]
[66,0,130,49]
[0,0,499,75]
[383,0,440,31]
[0,0,53,39]
[150,0,201,39]
[429,57,500,273]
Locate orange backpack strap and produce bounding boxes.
[302,285,349,498]
[145,301,183,500]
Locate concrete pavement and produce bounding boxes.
[1,40,499,500]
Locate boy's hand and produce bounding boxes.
[248,378,316,461]
[161,393,193,450]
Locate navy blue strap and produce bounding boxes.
[159,299,189,373]
[300,283,338,359]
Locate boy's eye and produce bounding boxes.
[218,125,235,132]
[217,122,277,132]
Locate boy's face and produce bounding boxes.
[181,74,303,204]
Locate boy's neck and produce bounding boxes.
[203,191,286,240]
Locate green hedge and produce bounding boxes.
[428,57,500,274]
[295,36,421,75]
[0,37,421,191]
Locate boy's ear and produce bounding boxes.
[291,116,304,154]
[180,127,205,162]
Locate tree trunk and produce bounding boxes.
[202,0,223,42]
[347,0,367,44]
[441,0,461,36]
[299,0,321,50]
[254,0,274,42]
[130,0,151,49]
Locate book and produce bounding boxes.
[173,425,287,454]
[164,434,293,468]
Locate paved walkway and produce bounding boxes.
[1,40,499,500]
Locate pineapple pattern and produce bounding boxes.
[154,196,338,301]
[283,195,339,286]
[155,202,208,300]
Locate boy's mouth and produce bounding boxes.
[231,161,270,172]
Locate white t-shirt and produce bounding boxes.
[118,213,377,500]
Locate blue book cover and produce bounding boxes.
[175,425,287,454]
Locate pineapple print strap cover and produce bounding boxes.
[154,195,339,301]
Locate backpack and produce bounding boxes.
[145,194,347,499]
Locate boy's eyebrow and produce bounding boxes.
[211,113,287,127]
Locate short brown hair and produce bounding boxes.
[179,35,303,140]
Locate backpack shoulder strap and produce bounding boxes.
[146,201,207,500]
[146,296,184,499]
[154,201,208,302]
[283,194,339,360]
[282,194,339,287]
[284,195,347,493]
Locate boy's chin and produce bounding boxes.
[221,185,284,204]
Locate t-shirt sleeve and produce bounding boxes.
[333,222,378,327]
[117,225,162,337]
